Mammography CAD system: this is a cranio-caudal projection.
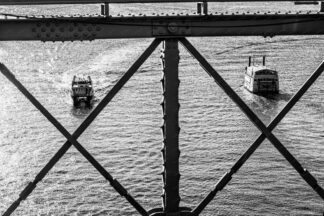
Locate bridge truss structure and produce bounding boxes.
[0,0,324,215]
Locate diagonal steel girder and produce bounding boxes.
[190,59,324,215]
[179,38,324,214]
[0,38,161,216]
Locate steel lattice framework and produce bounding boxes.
[0,0,324,215]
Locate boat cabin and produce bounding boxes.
[244,56,279,94]
[71,75,94,107]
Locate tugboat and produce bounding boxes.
[71,75,94,107]
[244,56,279,94]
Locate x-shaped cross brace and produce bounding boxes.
[179,38,324,215]
[1,38,162,216]
[2,37,323,216]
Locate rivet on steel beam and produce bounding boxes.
[160,170,165,176]
[160,125,165,131]
[168,22,178,33]
[177,173,181,180]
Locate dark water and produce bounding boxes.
[0,3,324,215]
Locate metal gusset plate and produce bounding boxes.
[179,38,324,215]
[0,38,162,216]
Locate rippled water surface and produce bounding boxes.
[0,2,324,215]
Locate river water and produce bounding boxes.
[0,2,323,215]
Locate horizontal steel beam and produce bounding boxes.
[1,14,324,40]
[0,0,321,4]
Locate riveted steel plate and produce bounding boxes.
[152,20,191,36]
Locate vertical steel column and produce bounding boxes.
[161,39,181,214]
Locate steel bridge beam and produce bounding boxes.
[0,0,321,5]
[0,14,324,41]
[161,39,181,213]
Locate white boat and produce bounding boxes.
[244,56,279,94]
[71,75,94,107]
